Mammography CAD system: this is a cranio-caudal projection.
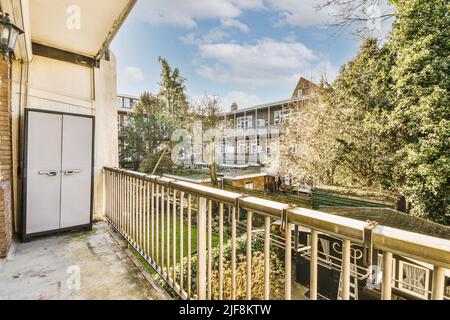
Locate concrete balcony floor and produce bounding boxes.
[0,222,167,300]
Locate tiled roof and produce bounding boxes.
[321,207,450,240]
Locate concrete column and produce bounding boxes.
[93,52,119,219]
[0,59,13,258]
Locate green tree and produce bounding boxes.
[317,0,449,224]
[321,38,398,189]
[120,58,190,174]
[158,57,190,128]
[389,0,450,223]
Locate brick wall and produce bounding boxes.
[0,60,12,258]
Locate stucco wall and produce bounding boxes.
[93,52,119,218]
[10,53,118,232]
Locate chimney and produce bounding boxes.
[231,102,238,112]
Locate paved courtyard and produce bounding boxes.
[0,222,167,300]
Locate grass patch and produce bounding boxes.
[120,215,230,268]
[155,217,226,264]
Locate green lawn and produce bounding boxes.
[134,217,226,264]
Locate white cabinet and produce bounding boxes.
[22,109,94,241]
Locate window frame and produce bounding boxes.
[245,182,254,190]
[398,260,430,299]
[237,140,247,154]
[274,110,284,124]
[237,116,253,129]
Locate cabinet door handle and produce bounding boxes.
[39,170,58,177]
[64,169,81,176]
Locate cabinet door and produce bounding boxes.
[25,112,62,234]
[60,115,93,229]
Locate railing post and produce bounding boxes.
[264,216,271,300]
[151,182,155,261]
[310,230,318,300]
[187,194,192,300]
[102,169,106,217]
[207,200,213,300]
[231,206,237,300]
[431,266,445,300]
[285,222,292,300]
[218,203,224,300]
[247,211,253,300]
[342,239,351,300]
[197,197,207,300]
[179,191,185,294]
[155,184,159,266]
[382,252,393,300]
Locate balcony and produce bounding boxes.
[103,167,450,300]
[0,221,168,300]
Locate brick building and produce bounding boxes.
[192,77,318,192]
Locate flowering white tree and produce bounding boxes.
[266,98,340,187]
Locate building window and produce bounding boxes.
[297,89,303,98]
[220,142,226,154]
[257,119,267,128]
[398,261,430,299]
[123,98,131,109]
[445,279,450,298]
[117,97,123,108]
[250,140,258,154]
[245,182,254,190]
[318,239,331,263]
[274,110,284,124]
[237,140,247,154]
[305,236,331,263]
[237,116,253,129]
[225,141,235,154]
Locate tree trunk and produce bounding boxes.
[210,162,219,188]
[208,139,219,188]
[152,146,169,175]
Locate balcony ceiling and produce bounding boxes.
[28,0,135,58]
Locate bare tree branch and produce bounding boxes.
[317,0,396,37]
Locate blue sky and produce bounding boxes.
[110,0,388,110]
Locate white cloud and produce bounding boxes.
[232,0,265,10]
[269,0,395,35]
[180,33,198,45]
[196,38,335,87]
[221,91,263,111]
[134,0,246,29]
[124,66,146,82]
[283,31,297,43]
[268,0,333,27]
[181,29,229,45]
[221,18,250,33]
[132,0,389,32]
[189,90,262,112]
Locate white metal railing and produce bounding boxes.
[104,167,450,300]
